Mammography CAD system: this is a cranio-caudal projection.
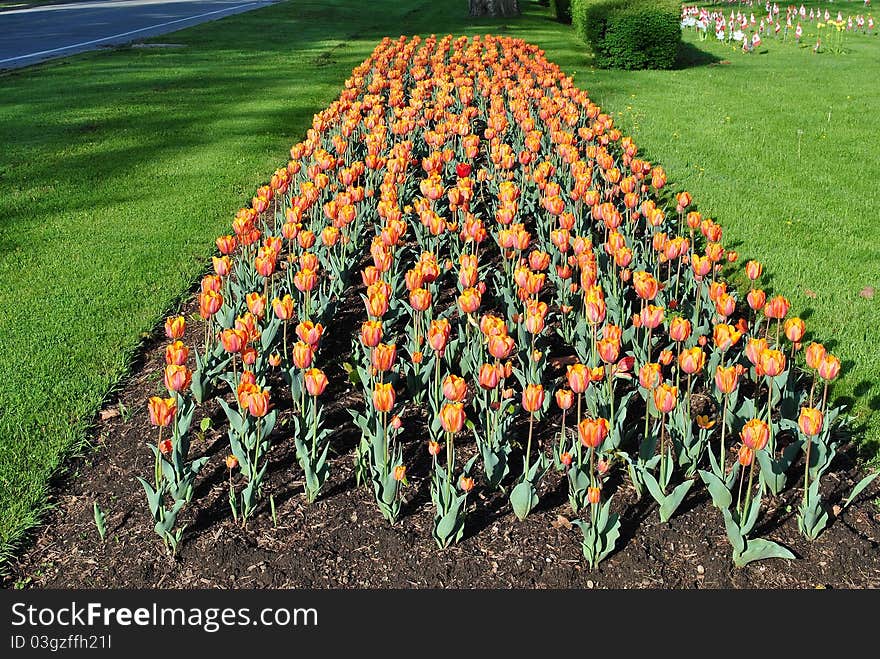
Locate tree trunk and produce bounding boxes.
[469,0,520,18]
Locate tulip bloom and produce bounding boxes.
[805,342,826,370]
[522,384,545,413]
[360,320,383,348]
[442,374,468,402]
[713,324,742,352]
[439,402,466,434]
[747,289,766,311]
[638,362,662,390]
[668,316,691,343]
[199,290,223,319]
[304,368,329,397]
[164,364,192,393]
[798,407,824,437]
[715,365,739,394]
[409,288,432,312]
[164,315,186,340]
[247,389,271,417]
[487,334,515,360]
[741,418,769,451]
[458,287,482,314]
[296,321,324,347]
[653,383,678,414]
[148,396,177,427]
[221,328,247,354]
[764,295,790,320]
[784,317,806,344]
[745,260,762,281]
[372,343,397,373]
[373,383,396,413]
[738,445,754,467]
[818,353,840,381]
[165,341,189,366]
[759,349,786,378]
[555,388,574,410]
[273,295,295,321]
[567,363,590,394]
[678,347,706,375]
[478,363,502,389]
[291,341,314,370]
[578,417,609,449]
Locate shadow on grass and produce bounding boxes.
[674,40,723,69]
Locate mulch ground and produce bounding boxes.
[3,275,879,590]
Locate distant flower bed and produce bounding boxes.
[141,34,874,569]
[682,3,875,53]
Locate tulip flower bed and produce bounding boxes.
[6,33,879,589]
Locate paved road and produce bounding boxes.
[0,0,279,69]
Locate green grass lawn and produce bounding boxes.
[1,0,877,563]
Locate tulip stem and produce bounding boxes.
[446,430,454,501]
[155,427,163,490]
[766,381,775,455]
[310,396,318,460]
[659,412,667,494]
[558,408,567,465]
[740,458,756,527]
[719,395,728,475]
[525,412,535,481]
[736,455,746,515]
[803,433,812,505]
[577,393,584,468]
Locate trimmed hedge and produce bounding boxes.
[551,0,572,24]
[572,0,681,70]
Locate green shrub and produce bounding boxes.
[551,0,572,24]
[572,0,681,70]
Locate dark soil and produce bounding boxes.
[3,276,879,590]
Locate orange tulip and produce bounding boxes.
[487,334,515,360]
[805,342,826,370]
[291,341,313,369]
[668,316,691,343]
[268,352,282,368]
[555,388,574,411]
[713,323,742,351]
[296,321,324,347]
[745,260,762,281]
[653,383,678,413]
[567,363,590,394]
[638,362,662,390]
[759,349,786,377]
[458,287,482,314]
[478,363,502,389]
[747,289,766,311]
[199,290,223,319]
[360,320,383,348]
[366,291,389,318]
[225,455,239,471]
[678,347,706,375]
[148,396,177,427]
[372,343,397,373]
[221,328,247,354]
[738,445,754,467]
[522,384,545,413]
[164,364,192,393]
[764,295,790,320]
[597,337,620,364]
[798,407,824,437]
[164,315,186,340]
[409,288,432,312]
[272,295,295,321]
[715,293,736,318]
[427,440,442,457]
[818,353,840,381]
[640,305,665,330]
[659,349,673,365]
[304,368,329,397]
[373,382,396,413]
[460,475,475,492]
[715,365,739,394]
[745,337,768,366]
[393,465,407,482]
[428,319,451,354]
[246,292,266,318]
[741,418,769,451]
[578,417,609,449]
[247,389,271,417]
[439,402,466,433]
[165,341,189,366]
[442,374,468,402]
[587,486,602,505]
[784,317,806,344]
[632,271,659,301]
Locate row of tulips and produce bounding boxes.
[142,33,872,567]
